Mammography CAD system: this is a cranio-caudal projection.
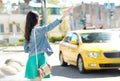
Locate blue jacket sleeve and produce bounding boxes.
[24,40,29,53]
[37,19,62,33]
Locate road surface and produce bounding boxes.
[0,44,120,81]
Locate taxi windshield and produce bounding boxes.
[80,31,120,43]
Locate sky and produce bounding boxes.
[3,0,120,6]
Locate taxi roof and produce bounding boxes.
[70,29,119,34]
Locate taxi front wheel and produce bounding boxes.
[59,52,68,66]
[77,56,86,73]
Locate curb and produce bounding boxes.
[0,46,24,52]
[3,50,24,52]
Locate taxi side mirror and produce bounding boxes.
[70,40,77,45]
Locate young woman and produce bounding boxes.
[24,7,73,81]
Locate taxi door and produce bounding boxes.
[60,32,73,62]
[68,33,79,65]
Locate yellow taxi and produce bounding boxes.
[59,29,120,73]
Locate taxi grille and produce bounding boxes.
[100,63,120,68]
[104,51,120,58]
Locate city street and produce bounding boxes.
[0,44,120,81]
[1,0,120,81]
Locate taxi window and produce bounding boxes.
[71,33,78,43]
[80,32,120,43]
[64,32,73,43]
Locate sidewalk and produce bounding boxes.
[1,46,24,52]
[0,46,28,81]
[0,46,55,81]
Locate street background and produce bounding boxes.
[0,0,120,81]
[0,44,120,81]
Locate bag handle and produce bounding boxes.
[34,28,39,69]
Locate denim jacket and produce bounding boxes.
[24,19,62,56]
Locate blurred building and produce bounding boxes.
[3,1,120,43]
[0,2,64,43]
[0,14,25,43]
[70,2,120,30]
[115,6,120,28]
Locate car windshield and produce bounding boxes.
[80,31,120,43]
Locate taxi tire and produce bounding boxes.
[59,52,68,66]
[77,56,86,73]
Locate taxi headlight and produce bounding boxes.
[87,52,100,58]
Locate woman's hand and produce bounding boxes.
[61,6,74,19]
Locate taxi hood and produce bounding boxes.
[81,43,120,52]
